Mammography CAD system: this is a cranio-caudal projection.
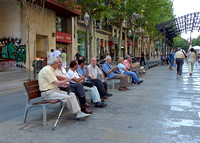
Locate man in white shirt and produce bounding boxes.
[49,49,54,58]
[53,47,61,58]
[175,48,185,75]
[87,57,112,98]
[68,60,107,107]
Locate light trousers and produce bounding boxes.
[188,61,194,73]
[41,88,80,114]
[83,86,101,103]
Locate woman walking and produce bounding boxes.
[187,48,196,76]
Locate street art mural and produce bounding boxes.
[0,38,26,70]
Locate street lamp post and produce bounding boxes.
[128,30,132,55]
[84,12,89,62]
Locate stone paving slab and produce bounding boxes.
[1,63,200,143]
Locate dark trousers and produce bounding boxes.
[140,59,146,66]
[176,58,184,75]
[60,83,86,106]
[89,79,107,97]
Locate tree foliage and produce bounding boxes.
[173,36,189,51]
[192,35,200,47]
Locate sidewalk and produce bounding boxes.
[1,63,200,143]
[0,70,29,92]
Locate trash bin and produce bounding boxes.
[32,57,44,79]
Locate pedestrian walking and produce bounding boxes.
[49,49,54,58]
[53,47,61,58]
[74,50,81,61]
[169,49,175,70]
[174,48,185,75]
[140,52,146,66]
[61,49,67,68]
[187,48,196,76]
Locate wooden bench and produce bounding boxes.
[23,80,61,126]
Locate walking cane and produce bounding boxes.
[52,103,65,130]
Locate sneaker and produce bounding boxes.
[95,102,107,107]
[76,112,90,119]
[103,92,113,98]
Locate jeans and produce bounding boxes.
[83,86,101,103]
[124,71,140,83]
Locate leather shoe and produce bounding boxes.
[81,108,93,114]
[138,80,143,85]
[124,88,130,90]
[82,103,90,108]
[119,87,127,91]
[95,102,107,107]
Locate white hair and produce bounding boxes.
[47,57,58,65]
[106,56,111,61]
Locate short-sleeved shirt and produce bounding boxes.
[53,50,61,58]
[67,68,80,83]
[61,53,67,62]
[38,65,58,91]
[87,64,102,79]
[55,67,70,79]
[169,52,174,60]
[174,51,185,59]
[123,60,131,69]
[102,62,116,79]
[117,63,126,74]
[49,52,54,58]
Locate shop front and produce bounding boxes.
[56,31,72,65]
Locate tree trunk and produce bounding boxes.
[117,22,123,59]
[27,24,32,81]
[141,31,144,53]
[131,28,135,57]
[89,18,94,61]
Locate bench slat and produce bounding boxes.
[32,99,60,105]
[28,90,41,99]
[24,80,38,87]
[26,85,40,92]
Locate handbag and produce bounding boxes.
[82,81,95,87]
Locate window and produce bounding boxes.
[56,16,66,33]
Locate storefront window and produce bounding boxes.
[56,16,66,33]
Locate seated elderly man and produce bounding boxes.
[77,57,112,100]
[55,58,93,114]
[118,57,143,85]
[38,57,90,119]
[102,56,129,91]
[68,60,107,107]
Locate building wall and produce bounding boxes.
[21,7,56,71]
[0,0,21,39]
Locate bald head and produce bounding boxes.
[106,56,112,64]
[90,57,97,67]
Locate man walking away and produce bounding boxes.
[175,48,185,75]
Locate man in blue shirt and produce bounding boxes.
[169,49,175,70]
[102,56,129,91]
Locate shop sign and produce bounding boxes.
[56,31,72,43]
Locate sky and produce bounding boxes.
[173,0,200,40]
